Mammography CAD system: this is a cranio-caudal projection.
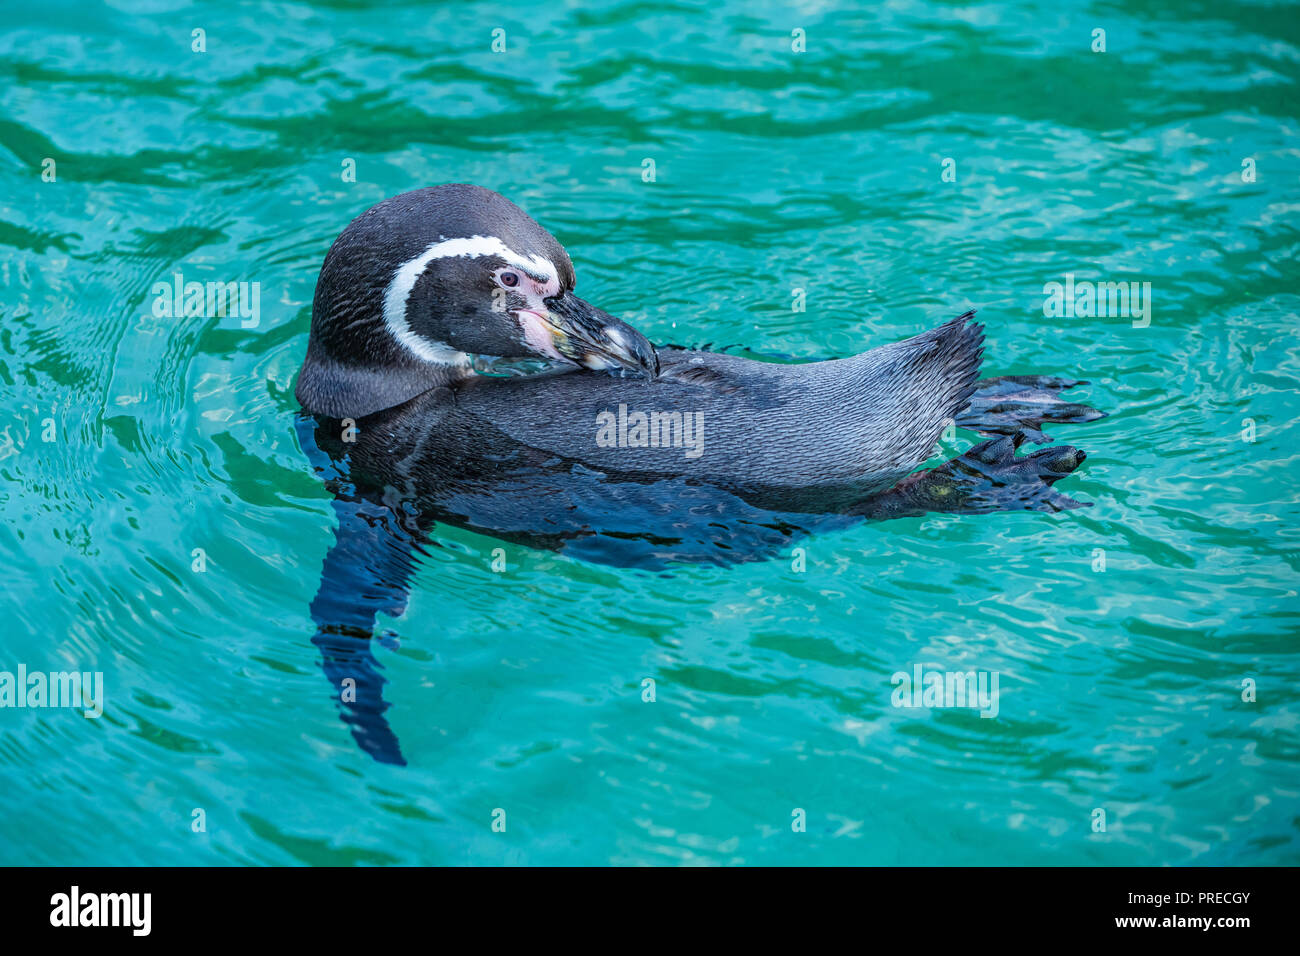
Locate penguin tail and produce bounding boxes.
[923,308,986,428]
[849,309,986,479]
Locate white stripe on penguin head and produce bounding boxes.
[382,235,558,364]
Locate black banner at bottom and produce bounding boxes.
[0,865,1284,940]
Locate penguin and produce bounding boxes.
[294,183,1105,763]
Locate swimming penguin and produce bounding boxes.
[294,183,1104,763]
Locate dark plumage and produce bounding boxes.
[294,183,1105,764]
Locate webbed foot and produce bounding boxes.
[856,434,1091,519]
[957,375,1105,444]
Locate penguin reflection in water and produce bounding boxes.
[295,184,1104,764]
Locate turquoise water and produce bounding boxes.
[2,0,1298,865]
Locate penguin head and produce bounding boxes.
[296,183,658,418]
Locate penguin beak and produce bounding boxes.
[534,292,659,379]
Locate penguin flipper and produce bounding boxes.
[297,414,420,766]
[309,493,421,766]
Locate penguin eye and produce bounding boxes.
[499,271,520,288]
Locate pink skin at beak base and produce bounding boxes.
[516,309,568,362]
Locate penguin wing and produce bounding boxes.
[448,312,985,506]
